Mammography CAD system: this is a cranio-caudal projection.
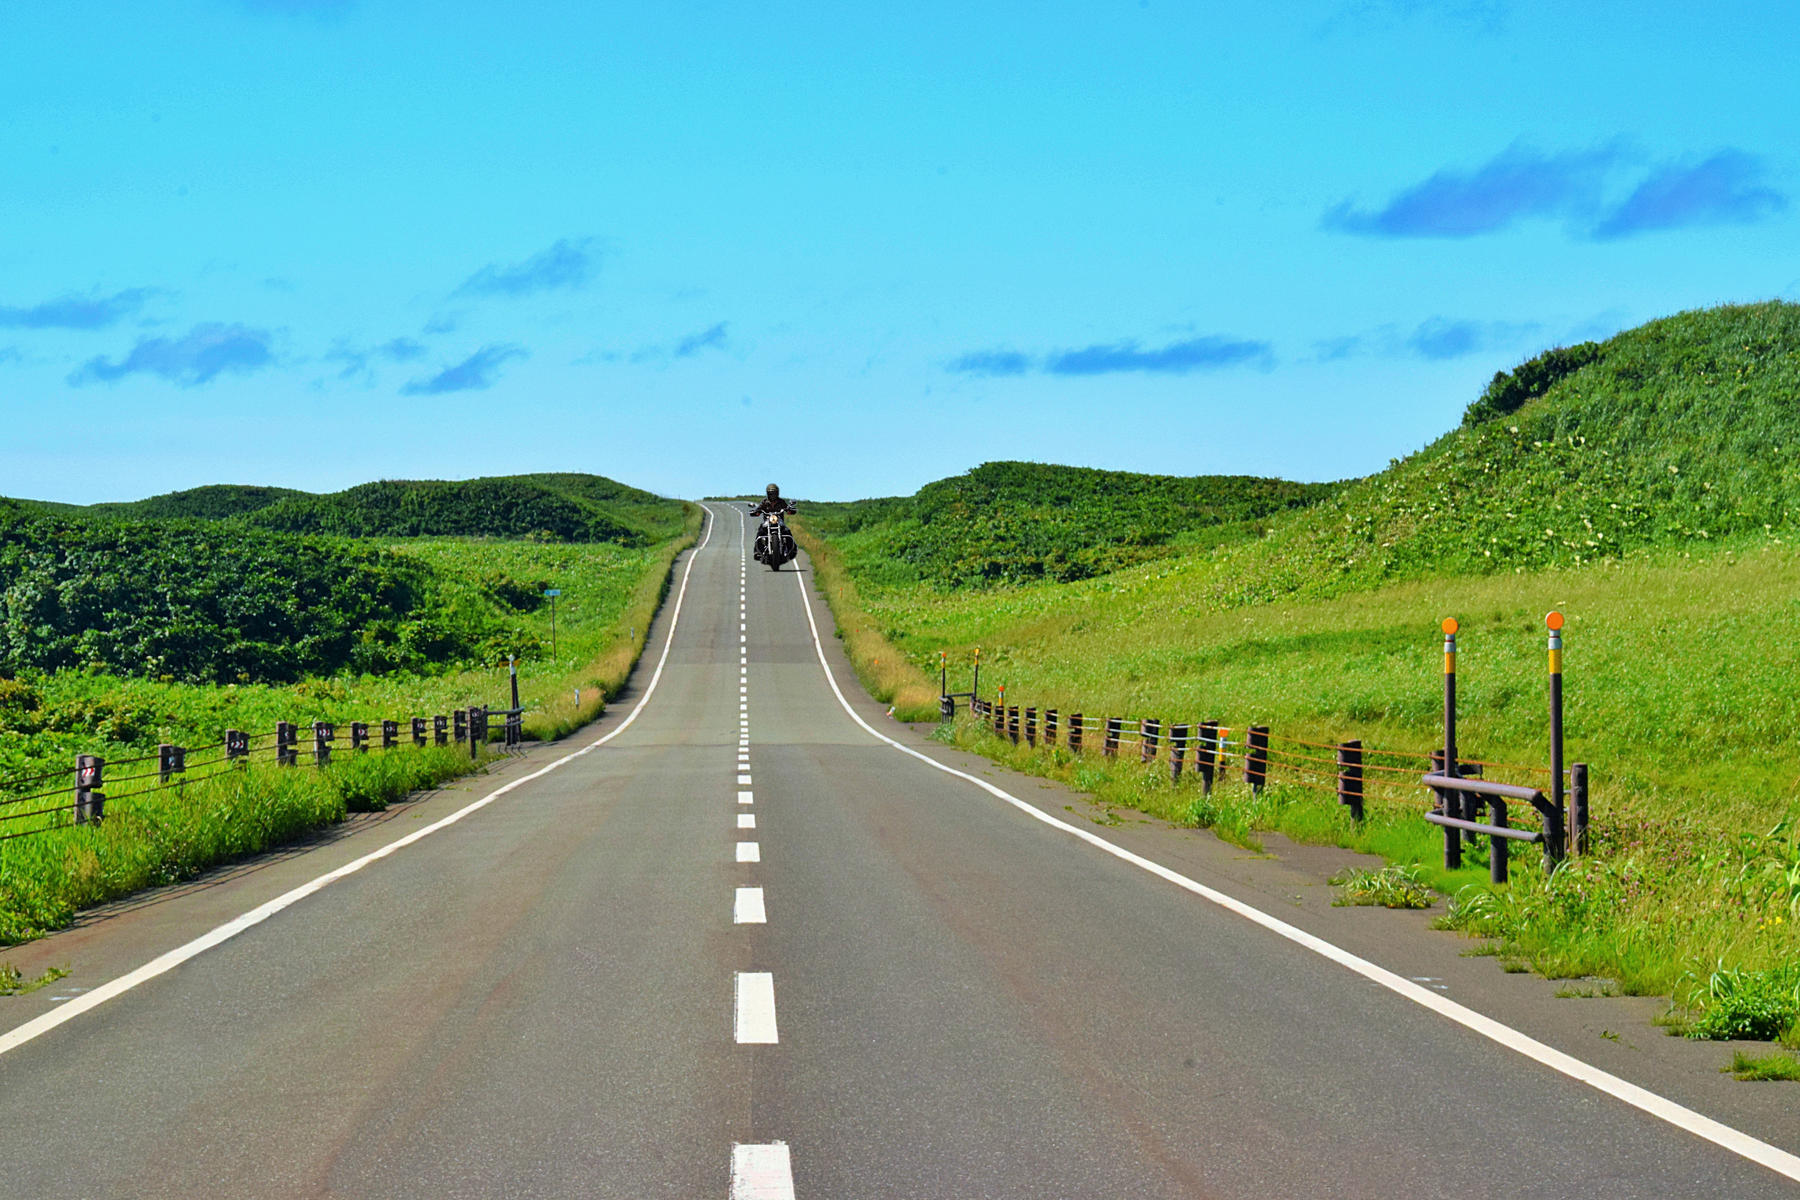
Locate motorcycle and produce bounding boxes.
[750,507,797,570]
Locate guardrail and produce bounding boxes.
[0,703,526,847]
[946,612,1590,877]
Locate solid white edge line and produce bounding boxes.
[0,505,721,1061]
[734,970,778,1043]
[790,559,1800,1184]
[730,1141,794,1200]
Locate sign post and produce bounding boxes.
[545,589,562,659]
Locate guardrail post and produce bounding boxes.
[1025,706,1037,747]
[225,729,248,763]
[382,720,398,750]
[313,721,333,768]
[454,709,467,745]
[993,699,1005,737]
[1069,713,1083,753]
[433,715,447,747]
[158,743,177,783]
[277,721,296,767]
[1103,718,1120,758]
[1245,725,1269,793]
[75,754,104,824]
[1197,721,1218,794]
[1008,705,1020,745]
[411,717,427,748]
[1045,709,1058,746]
[1337,740,1363,822]
[1489,795,1510,884]
[350,722,368,754]
[1570,762,1589,856]
[1441,618,1462,870]
[1142,719,1159,764]
[1170,724,1188,783]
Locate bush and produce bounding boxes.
[1463,341,1604,426]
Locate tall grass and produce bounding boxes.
[791,520,940,720]
[0,746,484,944]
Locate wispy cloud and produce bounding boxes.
[455,238,597,298]
[674,321,729,357]
[326,336,429,380]
[1592,150,1787,239]
[400,345,526,395]
[948,334,1272,378]
[69,323,274,386]
[0,287,157,331]
[1323,144,1620,238]
[948,349,1031,377]
[1326,142,1787,240]
[1046,335,1273,375]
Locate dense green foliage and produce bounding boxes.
[17,472,689,547]
[86,484,306,520]
[805,461,1335,587]
[1462,340,1604,426]
[0,509,450,683]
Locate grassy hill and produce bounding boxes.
[13,472,687,547]
[803,301,1800,1036]
[805,461,1336,588]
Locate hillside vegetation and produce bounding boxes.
[26,472,686,547]
[805,461,1334,588]
[804,301,1800,1038]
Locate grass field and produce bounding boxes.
[799,302,1800,1047]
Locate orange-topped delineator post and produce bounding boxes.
[1441,617,1462,870]
[1547,610,1567,853]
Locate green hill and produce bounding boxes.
[1197,300,1800,608]
[805,461,1337,588]
[9,473,688,548]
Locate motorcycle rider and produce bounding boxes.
[748,483,797,564]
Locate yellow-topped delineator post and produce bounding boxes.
[1442,617,1461,870]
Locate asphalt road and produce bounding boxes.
[0,502,1796,1198]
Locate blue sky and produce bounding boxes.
[1,0,1794,502]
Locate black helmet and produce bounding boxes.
[765,483,780,498]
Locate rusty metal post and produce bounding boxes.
[1068,713,1083,753]
[1570,762,1589,856]
[1025,706,1037,747]
[1103,718,1120,758]
[1142,719,1160,764]
[1441,618,1462,870]
[1337,740,1364,822]
[1245,726,1269,793]
[1045,708,1058,746]
[1008,705,1020,745]
[1170,723,1188,784]
[75,754,105,824]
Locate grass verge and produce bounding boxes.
[792,518,939,720]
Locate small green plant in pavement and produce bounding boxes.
[1331,864,1435,909]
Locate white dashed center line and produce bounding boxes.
[738,790,754,805]
[736,841,760,863]
[738,813,756,829]
[730,1142,794,1199]
[737,773,752,785]
[734,887,766,924]
[734,972,778,1043]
